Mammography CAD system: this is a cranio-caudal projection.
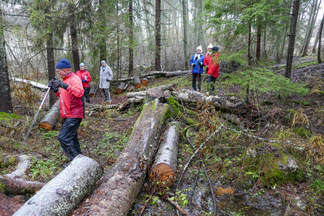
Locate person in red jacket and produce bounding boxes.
[207,47,220,94]
[75,62,92,103]
[204,43,213,74]
[48,58,85,165]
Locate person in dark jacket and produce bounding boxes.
[189,45,205,91]
[48,58,84,165]
[75,62,92,103]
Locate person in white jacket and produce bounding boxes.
[99,60,113,102]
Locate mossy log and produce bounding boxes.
[172,89,243,113]
[164,70,191,77]
[134,76,142,88]
[13,155,103,216]
[72,99,170,216]
[116,82,126,94]
[167,95,198,125]
[150,122,180,188]
[141,78,148,86]
[39,100,60,131]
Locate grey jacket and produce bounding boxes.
[99,65,113,89]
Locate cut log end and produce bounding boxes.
[164,73,168,77]
[39,122,52,131]
[89,93,94,97]
[135,83,142,89]
[116,89,122,94]
[141,78,148,86]
[150,163,175,187]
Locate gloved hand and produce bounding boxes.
[48,79,68,92]
[198,62,203,66]
[191,63,196,67]
[106,78,111,82]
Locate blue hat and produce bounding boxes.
[80,63,85,67]
[56,58,72,69]
[212,46,219,52]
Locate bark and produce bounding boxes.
[126,91,147,98]
[318,13,324,63]
[0,192,24,216]
[150,122,180,188]
[13,155,103,216]
[128,0,134,77]
[116,82,126,94]
[72,100,170,216]
[165,70,191,77]
[0,7,12,113]
[171,89,243,112]
[285,0,300,79]
[69,1,80,72]
[99,0,106,61]
[182,0,189,70]
[155,0,161,71]
[248,22,252,65]
[141,78,148,86]
[9,77,49,91]
[86,103,118,111]
[89,82,98,97]
[312,26,320,53]
[146,87,166,103]
[134,76,142,88]
[116,1,120,80]
[126,84,177,98]
[39,100,60,131]
[256,18,261,62]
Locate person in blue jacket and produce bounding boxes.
[189,45,205,91]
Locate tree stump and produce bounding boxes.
[150,122,180,188]
[39,100,60,131]
[72,99,170,216]
[134,76,142,89]
[13,155,103,216]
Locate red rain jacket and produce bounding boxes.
[55,72,84,119]
[204,52,212,67]
[207,53,220,78]
[75,70,91,88]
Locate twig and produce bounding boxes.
[167,197,187,215]
[187,137,217,215]
[140,189,155,214]
[227,127,282,143]
[176,124,224,189]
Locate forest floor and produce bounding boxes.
[1,55,324,216]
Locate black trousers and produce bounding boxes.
[207,76,217,93]
[84,87,90,103]
[58,118,82,160]
[192,73,201,91]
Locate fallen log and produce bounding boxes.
[171,89,243,112]
[0,193,24,216]
[164,70,191,77]
[150,122,180,188]
[89,82,98,97]
[13,155,103,216]
[86,103,118,111]
[72,99,170,216]
[39,100,60,131]
[141,78,148,86]
[134,76,142,89]
[10,77,48,91]
[116,82,126,94]
[126,91,146,98]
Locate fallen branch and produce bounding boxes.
[227,127,281,143]
[167,197,187,215]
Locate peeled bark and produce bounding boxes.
[72,99,170,216]
[116,82,126,94]
[134,76,142,88]
[141,78,148,86]
[150,122,180,188]
[39,100,60,131]
[164,70,191,77]
[13,155,103,216]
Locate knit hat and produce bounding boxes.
[208,43,213,49]
[101,60,106,65]
[196,45,203,52]
[56,58,72,69]
[80,62,85,67]
[212,46,219,52]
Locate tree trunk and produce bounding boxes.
[134,76,142,88]
[312,26,320,53]
[116,1,120,80]
[13,155,103,216]
[318,13,324,63]
[155,0,161,71]
[128,0,134,77]
[72,100,170,216]
[39,100,60,131]
[150,122,180,188]
[99,0,106,61]
[256,18,261,62]
[45,6,56,107]
[165,70,191,77]
[69,1,80,72]
[285,0,300,79]
[248,22,252,65]
[0,8,12,113]
[182,0,189,70]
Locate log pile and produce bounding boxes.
[72,99,170,216]
[150,122,180,188]
[39,100,60,131]
[13,155,103,216]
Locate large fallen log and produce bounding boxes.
[89,82,98,97]
[172,89,243,112]
[39,100,60,131]
[134,76,142,89]
[1,155,45,195]
[150,122,180,188]
[72,99,170,216]
[13,155,103,216]
[116,82,126,94]
[9,77,48,91]
[164,70,191,77]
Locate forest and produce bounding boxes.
[0,0,324,215]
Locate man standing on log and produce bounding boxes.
[99,60,114,102]
[190,45,205,92]
[207,47,220,95]
[75,63,92,103]
[48,58,84,166]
